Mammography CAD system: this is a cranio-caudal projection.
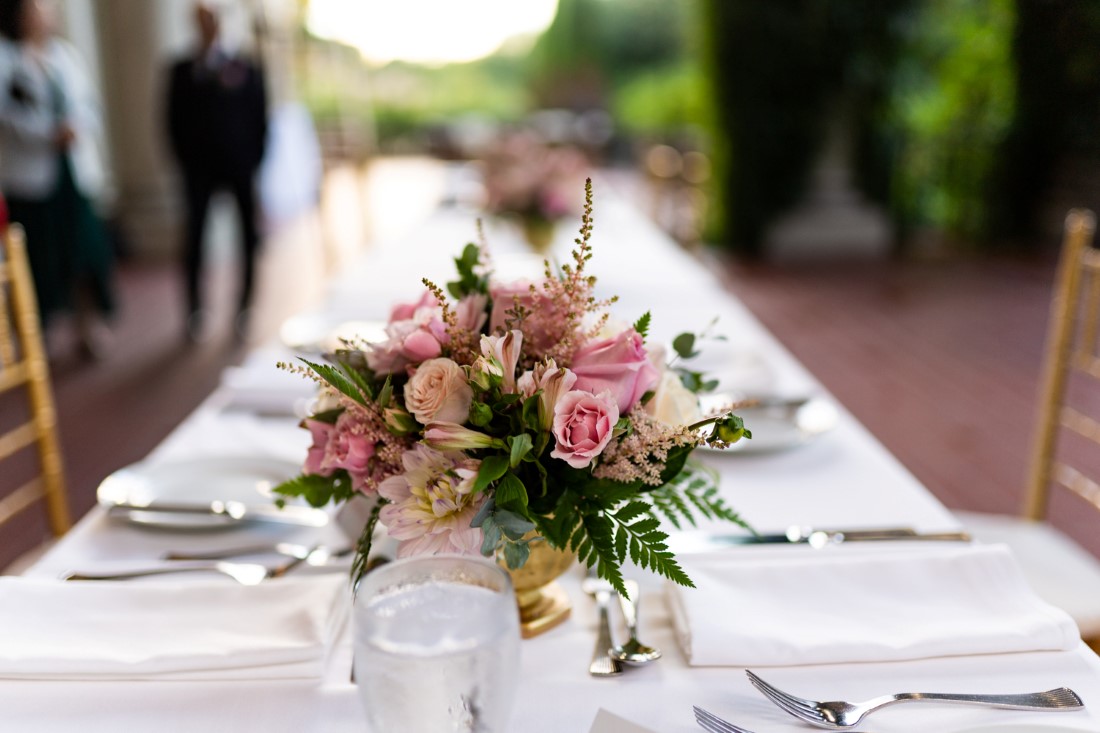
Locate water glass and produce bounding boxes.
[353,555,521,733]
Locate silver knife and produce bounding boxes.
[669,526,971,553]
[105,499,329,528]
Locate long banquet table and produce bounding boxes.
[8,182,1100,732]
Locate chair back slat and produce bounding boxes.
[0,224,70,536]
[1053,463,1100,514]
[1027,209,1100,519]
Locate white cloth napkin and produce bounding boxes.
[666,543,1080,667]
[0,575,349,680]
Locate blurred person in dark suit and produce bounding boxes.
[0,0,115,360]
[166,1,267,343]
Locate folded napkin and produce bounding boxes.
[0,575,349,680]
[667,543,1080,667]
[219,364,318,416]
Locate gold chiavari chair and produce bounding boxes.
[0,224,70,569]
[959,209,1100,650]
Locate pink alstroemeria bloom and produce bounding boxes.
[480,330,523,393]
[571,328,660,414]
[378,445,485,557]
[518,358,578,430]
[550,390,619,469]
[424,422,499,451]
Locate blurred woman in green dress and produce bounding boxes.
[0,0,114,359]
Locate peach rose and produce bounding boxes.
[404,358,473,425]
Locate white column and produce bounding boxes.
[91,0,195,259]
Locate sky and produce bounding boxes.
[305,0,559,66]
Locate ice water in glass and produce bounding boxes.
[353,555,521,733]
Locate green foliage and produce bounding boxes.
[632,312,652,341]
[473,497,536,570]
[672,332,699,360]
[273,472,355,508]
[473,455,509,493]
[889,0,1016,241]
[350,499,386,587]
[494,473,529,515]
[613,62,711,135]
[447,243,489,299]
[299,358,371,407]
[533,466,716,596]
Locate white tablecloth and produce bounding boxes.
[9,182,1100,732]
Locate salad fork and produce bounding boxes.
[693,706,756,733]
[746,670,1084,729]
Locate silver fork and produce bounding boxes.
[63,545,323,586]
[693,706,756,733]
[746,669,1084,729]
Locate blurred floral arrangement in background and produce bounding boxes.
[274,181,751,595]
[480,130,589,251]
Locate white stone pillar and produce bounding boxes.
[90,0,196,259]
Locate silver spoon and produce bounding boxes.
[610,579,662,665]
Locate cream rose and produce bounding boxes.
[647,370,702,426]
[404,358,473,425]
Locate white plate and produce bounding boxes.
[698,395,838,453]
[279,314,388,355]
[97,456,305,531]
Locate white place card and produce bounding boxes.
[588,708,658,733]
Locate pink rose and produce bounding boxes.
[489,279,537,335]
[389,289,438,322]
[303,419,335,476]
[401,328,443,362]
[404,358,473,425]
[367,320,445,374]
[550,390,619,469]
[571,329,660,414]
[455,293,489,334]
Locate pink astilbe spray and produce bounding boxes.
[505,179,617,367]
[593,411,700,486]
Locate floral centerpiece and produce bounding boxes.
[275,181,750,596]
[481,131,588,251]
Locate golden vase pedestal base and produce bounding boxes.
[515,581,572,638]
[505,539,575,638]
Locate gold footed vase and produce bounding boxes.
[520,216,555,254]
[504,539,575,638]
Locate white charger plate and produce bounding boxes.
[698,395,838,453]
[97,456,305,531]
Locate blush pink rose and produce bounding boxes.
[489,279,537,335]
[550,390,619,469]
[329,414,375,472]
[389,290,438,322]
[455,293,489,334]
[571,329,660,414]
[404,358,473,425]
[303,419,335,476]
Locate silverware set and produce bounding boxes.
[581,575,661,677]
[694,670,1084,731]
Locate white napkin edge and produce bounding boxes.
[664,542,1082,667]
[0,575,351,681]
